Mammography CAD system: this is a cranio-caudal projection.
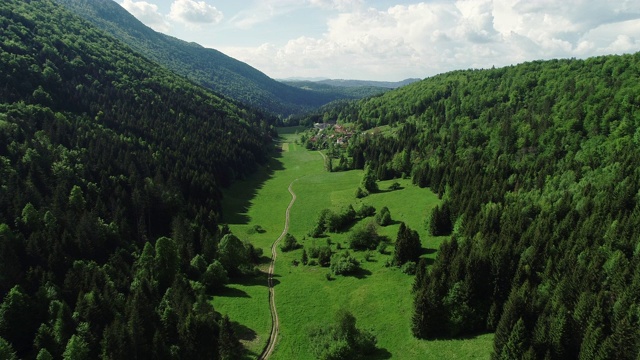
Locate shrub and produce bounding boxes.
[245,241,264,263]
[389,182,401,191]
[280,233,301,252]
[310,309,378,360]
[310,209,332,237]
[246,224,266,234]
[326,205,357,233]
[349,222,380,251]
[375,206,392,226]
[377,242,388,255]
[218,234,250,276]
[317,246,332,267]
[330,251,361,275]
[308,243,320,258]
[401,261,417,275]
[356,204,376,218]
[363,250,374,262]
[202,260,228,292]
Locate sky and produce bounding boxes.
[117,0,640,81]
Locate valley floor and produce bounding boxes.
[215,127,493,359]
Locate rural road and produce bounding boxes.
[258,179,298,360]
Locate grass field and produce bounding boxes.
[215,127,493,359]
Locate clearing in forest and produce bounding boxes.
[215,127,493,359]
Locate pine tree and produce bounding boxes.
[36,348,54,360]
[429,202,452,236]
[412,258,428,293]
[492,289,524,359]
[411,285,443,339]
[361,166,378,193]
[394,222,422,266]
[499,318,526,360]
[155,236,179,292]
[62,334,89,360]
[376,206,392,227]
[578,324,603,360]
[0,337,18,360]
[218,315,242,360]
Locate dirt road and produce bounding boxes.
[258,179,297,360]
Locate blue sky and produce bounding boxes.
[118,0,640,81]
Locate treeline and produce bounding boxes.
[0,0,274,358]
[305,53,640,358]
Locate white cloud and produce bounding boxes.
[219,0,640,80]
[309,0,363,11]
[582,19,640,54]
[120,0,170,32]
[230,0,362,30]
[229,0,299,29]
[168,0,223,27]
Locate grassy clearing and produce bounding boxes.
[216,127,493,359]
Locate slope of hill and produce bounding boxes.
[280,80,391,99]
[0,0,272,358]
[302,54,640,359]
[54,0,346,116]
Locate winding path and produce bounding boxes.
[317,150,328,163]
[258,179,298,360]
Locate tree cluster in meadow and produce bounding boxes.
[302,53,640,359]
[0,1,273,358]
[310,309,377,360]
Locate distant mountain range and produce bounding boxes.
[280,81,392,99]
[280,78,422,99]
[316,78,421,88]
[279,78,420,89]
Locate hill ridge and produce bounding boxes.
[54,0,343,115]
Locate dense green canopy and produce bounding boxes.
[0,0,274,358]
[304,53,640,359]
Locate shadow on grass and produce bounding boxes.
[217,286,250,298]
[385,220,403,226]
[428,331,493,341]
[348,268,372,279]
[231,273,281,287]
[421,247,437,255]
[222,142,286,225]
[369,347,392,359]
[242,352,258,360]
[257,255,272,265]
[375,187,405,194]
[232,321,257,342]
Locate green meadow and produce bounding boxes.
[215,127,493,359]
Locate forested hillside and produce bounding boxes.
[54,0,347,116]
[306,54,640,359]
[280,80,390,100]
[0,0,273,358]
